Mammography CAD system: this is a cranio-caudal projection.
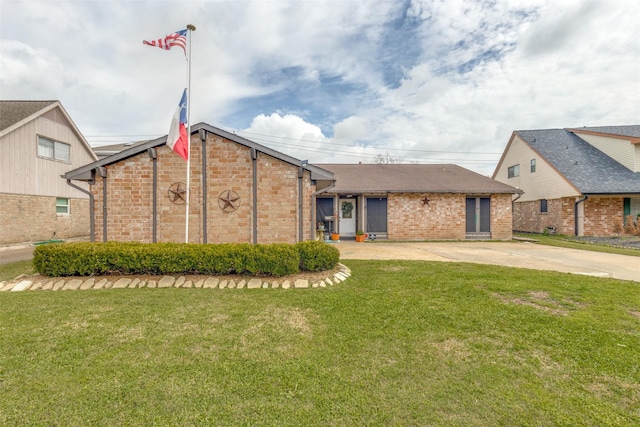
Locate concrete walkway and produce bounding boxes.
[338,241,640,282]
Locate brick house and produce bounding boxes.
[314,164,521,240]
[64,123,334,244]
[0,100,98,245]
[492,126,640,236]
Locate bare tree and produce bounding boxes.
[372,152,401,164]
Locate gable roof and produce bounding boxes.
[0,100,98,162]
[0,100,58,133]
[315,163,521,194]
[513,128,640,194]
[569,125,640,140]
[65,122,334,183]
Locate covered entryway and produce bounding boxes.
[466,197,491,239]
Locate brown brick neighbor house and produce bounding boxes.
[0,100,98,245]
[64,123,334,244]
[315,164,521,241]
[493,126,640,236]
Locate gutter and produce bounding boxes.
[574,194,589,236]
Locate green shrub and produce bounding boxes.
[33,241,324,277]
[296,240,340,272]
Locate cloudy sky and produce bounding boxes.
[1,0,638,175]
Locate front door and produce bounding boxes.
[339,198,356,237]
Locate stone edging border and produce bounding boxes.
[0,264,351,292]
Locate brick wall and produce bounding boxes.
[583,197,624,236]
[513,198,569,234]
[490,193,514,240]
[91,134,315,244]
[387,193,513,240]
[513,196,624,236]
[0,193,90,244]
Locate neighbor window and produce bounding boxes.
[507,164,520,178]
[540,199,548,213]
[38,136,70,162]
[56,197,69,214]
[530,159,536,173]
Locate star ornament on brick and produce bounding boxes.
[168,182,187,204]
[421,196,431,206]
[218,190,241,212]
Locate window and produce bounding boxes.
[530,159,536,173]
[56,197,69,214]
[38,136,70,162]
[507,164,520,178]
[540,199,548,213]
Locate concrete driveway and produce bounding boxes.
[337,241,640,282]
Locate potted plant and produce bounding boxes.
[355,230,367,242]
[331,232,340,241]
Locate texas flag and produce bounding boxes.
[167,89,188,160]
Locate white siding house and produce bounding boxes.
[0,101,98,244]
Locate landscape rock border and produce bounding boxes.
[0,264,351,292]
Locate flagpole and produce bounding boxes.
[185,24,196,243]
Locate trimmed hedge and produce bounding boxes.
[296,240,340,272]
[33,241,339,277]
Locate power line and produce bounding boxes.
[233,129,502,155]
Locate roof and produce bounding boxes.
[315,163,521,194]
[92,140,151,158]
[0,100,57,132]
[65,122,334,183]
[569,125,640,139]
[514,128,640,194]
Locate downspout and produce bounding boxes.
[310,181,336,240]
[251,148,258,243]
[199,129,208,243]
[575,194,589,236]
[147,148,157,243]
[298,166,304,242]
[66,177,95,242]
[99,167,107,242]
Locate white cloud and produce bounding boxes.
[1,0,638,176]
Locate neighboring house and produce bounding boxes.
[64,123,335,244]
[493,126,640,236]
[0,100,98,245]
[92,140,151,159]
[314,164,521,240]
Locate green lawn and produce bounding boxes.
[516,233,640,257]
[1,260,638,425]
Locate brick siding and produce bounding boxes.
[513,196,625,236]
[0,193,90,244]
[387,193,513,240]
[91,134,315,244]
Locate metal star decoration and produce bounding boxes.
[168,182,186,204]
[421,196,431,206]
[218,190,241,212]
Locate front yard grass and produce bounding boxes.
[516,233,640,257]
[1,260,638,425]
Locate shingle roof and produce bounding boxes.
[570,125,640,138]
[315,163,521,194]
[515,128,640,194]
[0,100,57,131]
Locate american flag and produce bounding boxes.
[143,29,187,55]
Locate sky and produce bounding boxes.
[1,0,638,176]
